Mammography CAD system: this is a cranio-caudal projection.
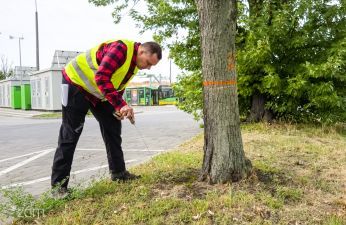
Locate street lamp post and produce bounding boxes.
[169,59,172,85]
[9,35,24,84]
[9,35,24,68]
[35,0,40,71]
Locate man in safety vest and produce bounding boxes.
[51,40,162,197]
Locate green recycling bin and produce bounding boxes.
[21,84,31,110]
[11,86,22,109]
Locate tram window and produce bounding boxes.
[168,89,173,97]
[158,86,175,99]
[126,90,131,97]
[161,88,173,98]
[139,89,144,98]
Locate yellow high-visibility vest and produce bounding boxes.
[65,39,139,100]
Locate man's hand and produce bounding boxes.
[119,105,134,121]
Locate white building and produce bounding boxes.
[30,50,80,111]
[0,66,36,108]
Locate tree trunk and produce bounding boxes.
[247,93,265,122]
[196,0,252,184]
[247,93,274,122]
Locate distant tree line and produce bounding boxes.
[0,55,13,80]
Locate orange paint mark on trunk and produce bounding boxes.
[203,79,237,86]
[227,52,236,71]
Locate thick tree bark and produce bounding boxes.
[196,0,252,184]
[248,93,265,122]
[247,93,274,122]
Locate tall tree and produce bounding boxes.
[195,0,252,183]
[89,0,252,183]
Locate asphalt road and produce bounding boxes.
[0,106,202,196]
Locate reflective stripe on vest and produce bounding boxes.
[71,59,104,99]
[65,39,139,100]
[86,49,97,72]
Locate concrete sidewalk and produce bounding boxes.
[0,107,46,118]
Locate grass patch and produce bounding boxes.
[32,111,93,119]
[1,123,345,224]
[32,112,62,119]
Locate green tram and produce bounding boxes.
[124,85,177,106]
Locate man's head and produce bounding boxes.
[136,42,162,70]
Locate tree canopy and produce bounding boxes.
[89,0,346,123]
[0,55,13,80]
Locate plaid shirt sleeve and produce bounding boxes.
[95,41,128,111]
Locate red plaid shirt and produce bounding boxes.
[63,40,140,111]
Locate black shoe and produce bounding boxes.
[111,170,141,182]
[51,186,71,199]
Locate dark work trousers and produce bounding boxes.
[51,76,125,188]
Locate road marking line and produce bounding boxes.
[76,148,104,151]
[0,148,165,164]
[124,149,165,152]
[0,149,54,177]
[1,159,138,189]
[77,148,165,152]
[0,150,47,163]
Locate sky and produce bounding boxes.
[0,0,180,82]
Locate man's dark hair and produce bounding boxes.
[142,42,162,60]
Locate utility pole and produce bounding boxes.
[169,59,172,85]
[35,0,40,70]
